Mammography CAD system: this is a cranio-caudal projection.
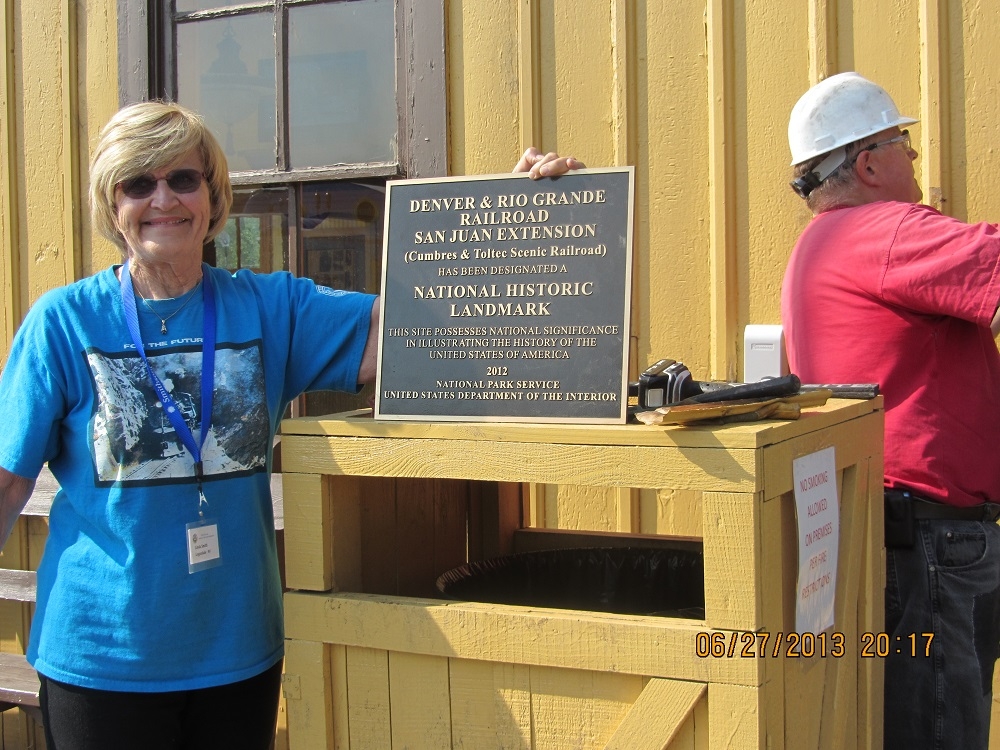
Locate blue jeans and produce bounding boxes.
[884,519,1000,750]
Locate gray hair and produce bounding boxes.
[792,136,876,213]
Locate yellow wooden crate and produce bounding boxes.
[280,398,884,749]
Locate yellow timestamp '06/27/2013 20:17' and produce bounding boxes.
[694,630,934,659]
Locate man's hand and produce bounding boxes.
[513,147,586,180]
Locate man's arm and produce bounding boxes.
[358,296,380,385]
[0,467,35,551]
[992,305,1000,337]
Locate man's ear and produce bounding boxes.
[853,150,880,187]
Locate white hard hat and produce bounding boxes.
[788,72,918,166]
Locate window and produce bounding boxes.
[117,0,445,415]
[170,0,398,176]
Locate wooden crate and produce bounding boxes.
[280,398,884,750]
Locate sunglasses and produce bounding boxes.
[118,169,205,200]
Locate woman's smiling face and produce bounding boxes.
[115,151,212,268]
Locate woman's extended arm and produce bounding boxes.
[358,296,381,385]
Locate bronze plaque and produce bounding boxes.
[375,168,633,422]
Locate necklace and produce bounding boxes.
[135,280,203,334]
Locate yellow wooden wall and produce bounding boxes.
[0,0,120,362]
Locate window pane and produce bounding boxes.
[219,187,290,272]
[176,1,252,13]
[215,218,239,269]
[177,15,277,171]
[288,0,397,168]
[240,218,262,269]
[299,180,384,417]
[300,181,384,293]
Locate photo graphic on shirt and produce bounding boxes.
[85,341,269,486]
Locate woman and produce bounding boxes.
[0,101,381,749]
[0,98,581,748]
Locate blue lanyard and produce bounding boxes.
[120,260,217,488]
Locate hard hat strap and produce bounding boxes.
[790,146,847,199]
[812,147,847,182]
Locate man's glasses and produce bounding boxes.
[118,169,205,200]
[846,130,911,168]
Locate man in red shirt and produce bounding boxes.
[782,72,1000,750]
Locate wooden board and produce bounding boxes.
[285,591,758,686]
[0,653,40,712]
[605,678,706,750]
[281,398,881,450]
[281,434,761,492]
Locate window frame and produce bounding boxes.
[116,0,447,183]
[117,0,444,418]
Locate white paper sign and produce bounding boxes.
[792,446,839,633]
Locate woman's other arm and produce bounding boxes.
[0,467,35,550]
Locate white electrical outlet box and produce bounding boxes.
[744,325,788,382]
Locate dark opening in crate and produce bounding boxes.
[436,546,705,618]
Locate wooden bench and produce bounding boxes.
[0,568,41,725]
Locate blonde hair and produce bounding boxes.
[90,101,233,254]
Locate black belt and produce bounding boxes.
[884,489,1000,523]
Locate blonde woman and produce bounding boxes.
[0,101,379,749]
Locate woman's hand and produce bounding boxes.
[513,148,586,179]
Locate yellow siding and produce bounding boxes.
[0,0,118,363]
[446,2,520,177]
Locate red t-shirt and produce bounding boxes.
[781,201,1000,507]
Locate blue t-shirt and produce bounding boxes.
[0,264,375,691]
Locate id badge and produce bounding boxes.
[186,518,222,573]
